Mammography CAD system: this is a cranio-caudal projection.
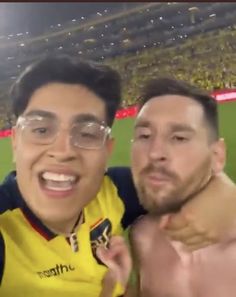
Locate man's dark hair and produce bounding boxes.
[11,55,121,126]
[138,77,219,140]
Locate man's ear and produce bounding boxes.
[11,126,17,163]
[211,138,226,174]
[106,136,115,157]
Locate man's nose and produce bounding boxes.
[148,137,169,162]
[46,130,77,161]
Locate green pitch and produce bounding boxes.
[0,101,236,183]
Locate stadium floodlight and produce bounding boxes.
[188,6,199,12]
[84,39,96,44]
[188,6,199,24]
[209,14,216,18]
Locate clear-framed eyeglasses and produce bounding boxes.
[16,115,111,150]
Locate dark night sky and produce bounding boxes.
[0,2,140,36]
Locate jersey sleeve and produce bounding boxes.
[106,167,146,229]
[0,171,23,214]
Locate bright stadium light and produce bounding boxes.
[188,6,200,24]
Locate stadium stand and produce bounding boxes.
[0,2,236,130]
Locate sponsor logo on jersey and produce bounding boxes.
[37,264,75,278]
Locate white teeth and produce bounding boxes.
[42,172,76,182]
[44,185,73,192]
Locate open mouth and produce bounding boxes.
[39,171,80,192]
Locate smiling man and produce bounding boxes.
[0,55,141,297]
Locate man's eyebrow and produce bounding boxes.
[134,120,151,129]
[72,114,106,125]
[24,110,55,119]
[169,123,195,133]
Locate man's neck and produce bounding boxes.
[43,212,83,236]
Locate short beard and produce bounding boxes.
[137,185,186,216]
[135,164,213,216]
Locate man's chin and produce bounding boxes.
[140,194,184,216]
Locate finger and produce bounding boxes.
[109,236,127,247]
[185,240,214,252]
[182,235,209,245]
[163,212,191,231]
[165,225,205,241]
[96,245,110,266]
[97,240,131,271]
[99,270,116,297]
[158,214,171,228]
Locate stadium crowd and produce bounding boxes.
[109,26,236,106]
[0,2,236,129]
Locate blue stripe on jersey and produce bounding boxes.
[106,167,146,229]
[0,171,23,214]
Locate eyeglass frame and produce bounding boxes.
[16,114,112,150]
